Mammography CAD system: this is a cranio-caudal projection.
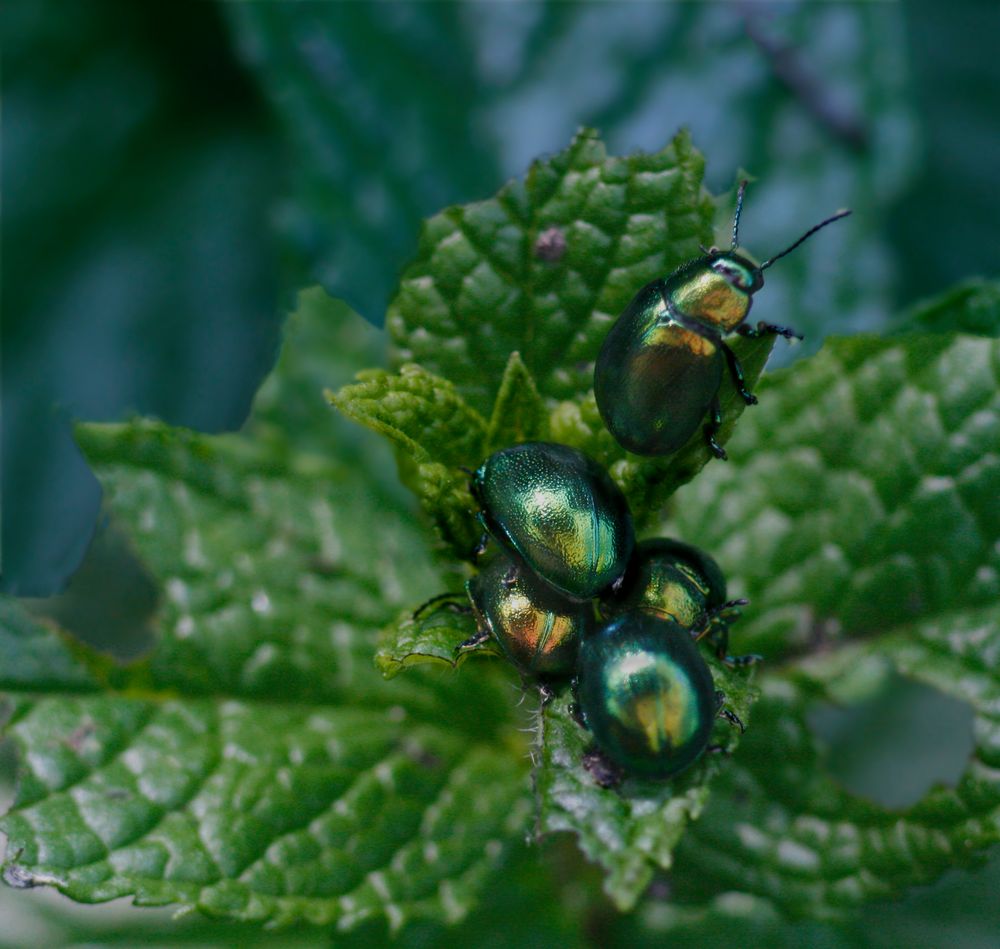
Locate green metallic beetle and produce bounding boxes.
[600,538,758,667]
[575,611,743,782]
[459,551,593,676]
[471,441,635,600]
[594,182,850,459]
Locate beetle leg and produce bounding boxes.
[412,592,470,621]
[715,691,745,733]
[719,341,758,405]
[455,626,492,653]
[703,396,728,460]
[708,619,761,667]
[724,652,763,668]
[569,676,588,729]
[537,681,556,706]
[471,532,490,562]
[582,748,623,789]
[695,604,761,667]
[737,321,803,341]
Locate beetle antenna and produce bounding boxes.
[731,179,748,250]
[759,208,852,272]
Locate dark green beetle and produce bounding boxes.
[471,441,635,600]
[594,182,850,459]
[600,538,757,667]
[458,551,593,676]
[575,611,743,781]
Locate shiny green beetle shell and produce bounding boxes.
[601,538,729,624]
[577,611,716,779]
[594,253,758,457]
[466,552,592,676]
[599,539,710,627]
[472,441,635,600]
[594,188,850,458]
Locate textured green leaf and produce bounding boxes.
[0,601,100,693]
[670,333,1000,658]
[674,604,1000,919]
[536,657,758,911]
[388,127,716,417]
[892,278,1000,338]
[328,365,487,468]
[1,298,531,929]
[637,332,1000,922]
[328,362,489,558]
[375,605,500,680]
[485,352,549,454]
[378,127,778,525]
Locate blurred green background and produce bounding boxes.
[3,0,999,944]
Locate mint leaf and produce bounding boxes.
[375,606,501,680]
[485,352,549,454]
[372,128,773,524]
[388,127,716,417]
[674,604,1000,919]
[1,299,531,929]
[637,331,1000,921]
[328,366,486,558]
[892,278,1000,337]
[328,365,487,468]
[0,601,100,693]
[669,333,1000,658]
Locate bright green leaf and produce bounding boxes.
[485,352,549,453]
[375,605,501,680]
[328,365,487,468]
[328,362,489,558]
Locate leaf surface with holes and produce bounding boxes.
[0,299,529,931]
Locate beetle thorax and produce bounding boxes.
[665,258,753,333]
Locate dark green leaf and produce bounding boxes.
[4,0,280,596]
[669,333,1000,657]
[891,278,1000,338]
[0,602,100,693]
[638,332,1000,923]
[675,604,1000,919]
[225,2,914,351]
